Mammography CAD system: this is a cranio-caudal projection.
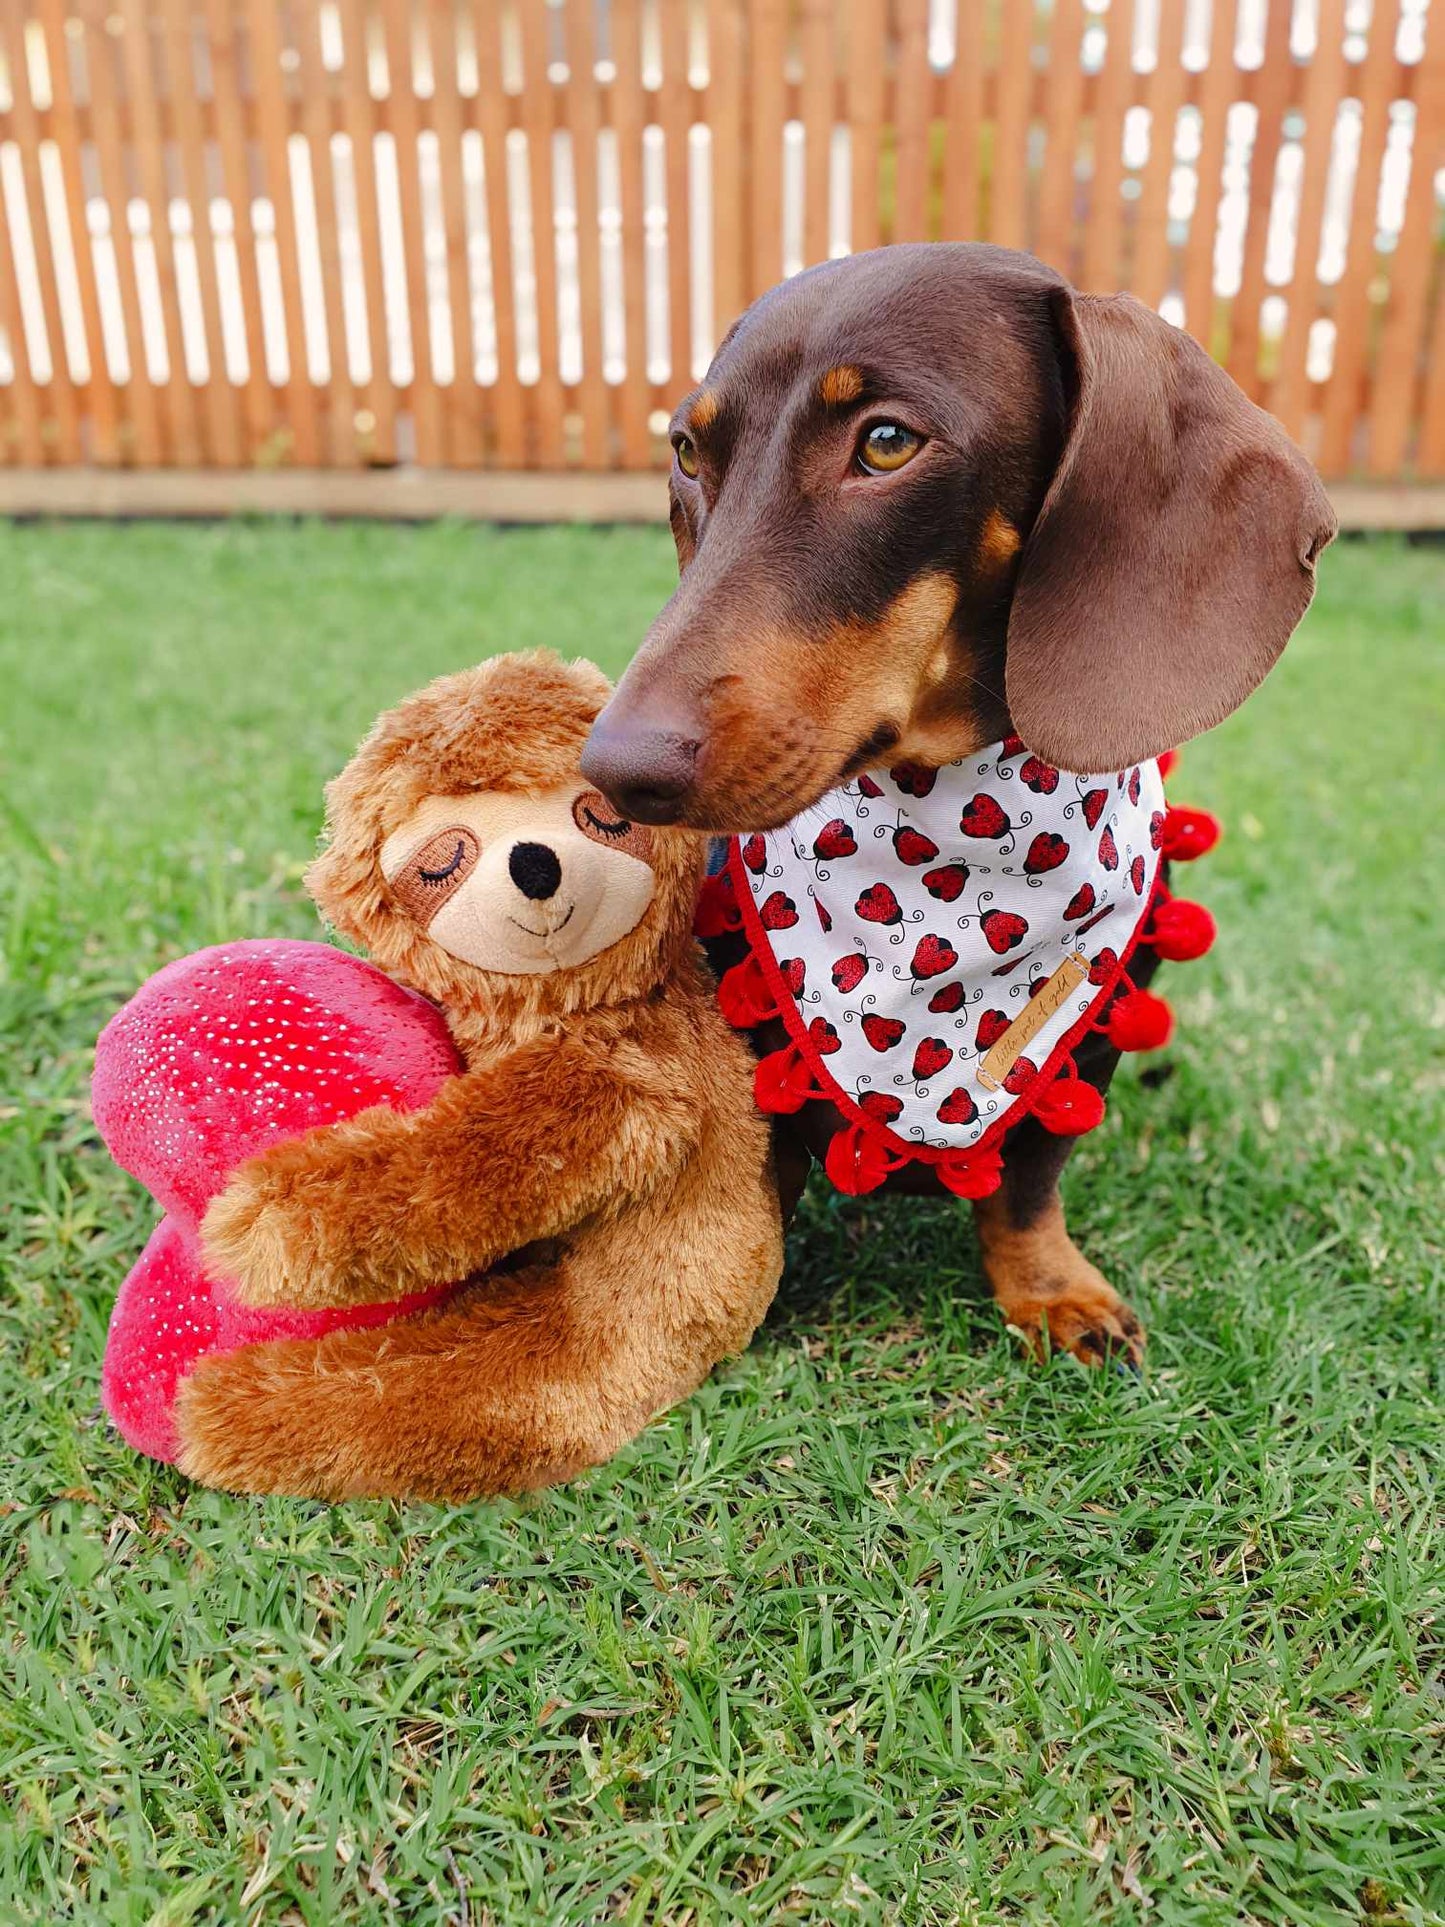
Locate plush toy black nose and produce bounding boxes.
[508,841,562,901]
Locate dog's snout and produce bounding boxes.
[508,841,563,901]
[579,720,699,826]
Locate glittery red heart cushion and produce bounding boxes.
[93,940,463,1464]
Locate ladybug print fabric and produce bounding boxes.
[728,741,1166,1158]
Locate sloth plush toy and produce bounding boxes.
[94,653,784,1499]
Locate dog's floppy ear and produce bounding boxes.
[1005,288,1336,772]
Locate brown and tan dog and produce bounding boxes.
[178,654,784,1498]
[580,242,1335,1367]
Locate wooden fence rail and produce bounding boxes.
[1,0,1443,479]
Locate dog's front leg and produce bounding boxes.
[973,1110,1145,1367]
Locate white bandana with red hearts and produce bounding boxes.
[706,735,1210,1198]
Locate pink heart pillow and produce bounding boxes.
[93,940,463,1463]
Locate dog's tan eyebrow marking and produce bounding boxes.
[688,389,721,432]
[979,508,1022,571]
[818,364,865,407]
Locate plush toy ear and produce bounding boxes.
[1005,288,1336,772]
[305,762,394,949]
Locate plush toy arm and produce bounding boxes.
[200,1034,697,1311]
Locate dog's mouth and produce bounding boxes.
[838,721,902,784]
[678,725,905,835]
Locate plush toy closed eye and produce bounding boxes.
[95,652,784,1499]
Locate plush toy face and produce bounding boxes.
[307,652,706,1018]
[380,783,658,975]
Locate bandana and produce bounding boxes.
[697,737,1220,1198]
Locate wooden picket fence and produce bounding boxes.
[1,0,1443,482]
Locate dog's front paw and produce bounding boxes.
[977,1201,1147,1371]
[200,1159,342,1309]
[1011,1273,1146,1369]
[1024,1279,1148,1372]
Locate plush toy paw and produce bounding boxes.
[175,1337,363,1497]
[200,1159,337,1310]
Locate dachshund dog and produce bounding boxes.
[580,242,1335,1367]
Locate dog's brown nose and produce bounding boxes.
[579,719,698,824]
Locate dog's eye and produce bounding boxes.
[857,422,923,474]
[672,434,700,480]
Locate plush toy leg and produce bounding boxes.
[103,1215,459,1465]
[174,1259,694,1500]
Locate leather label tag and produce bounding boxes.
[976,951,1088,1091]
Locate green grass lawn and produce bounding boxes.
[1,521,1441,1926]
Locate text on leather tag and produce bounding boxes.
[976,951,1088,1091]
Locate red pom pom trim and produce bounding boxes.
[754,1042,836,1115]
[716,952,780,1028]
[1031,1074,1107,1136]
[694,870,743,939]
[1147,897,1216,962]
[935,1145,1005,1198]
[1106,987,1175,1052]
[1160,806,1220,862]
[824,1122,906,1195]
